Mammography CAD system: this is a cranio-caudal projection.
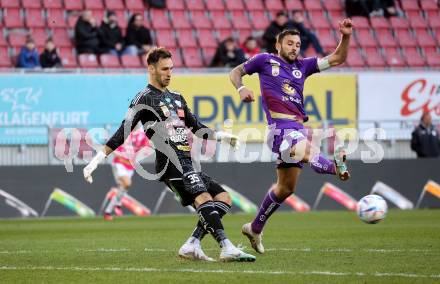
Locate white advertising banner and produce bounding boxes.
[359,72,440,121]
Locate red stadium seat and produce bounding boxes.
[0,32,7,46]
[400,0,419,11]
[22,0,42,8]
[390,17,410,30]
[217,29,233,42]
[244,0,264,11]
[185,0,206,11]
[249,11,270,30]
[43,0,62,8]
[155,29,176,48]
[420,0,439,11]
[92,10,105,24]
[4,9,24,28]
[84,0,104,10]
[264,0,284,11]
[230,11,252,30]
[25,9,46,28]
[211,11,231,29]
[350,16,370,30]
[0,0,20,8]
[404,48,427,67]
[304,0,322,11]
[202,47,216,65]
[370,17,390,31]
[121,55,142,68]
[166,0,185,10]
[8,33,27,47]
[237,29,252,43]
[409,15,429,31]
[32,28,48,47]
[52,28,72,47]
[355,30,376,48]
[285,0,304,10]
[197,29,218,48]
[206,0,225,11]
[170,11,191,29]
[309,12,331,29]
[376,30,397,47]
[365,49,386,68]
[322,0,343,11]
[190,11,212,29]
[100,54,121,68]
[176,29,197,48]
[114,10,127,29]
[78,54,100,68]
[395,30,417,47]
[225,0,244,11]
[428,17,440,30]
[166,48,183,67]
[150,9,171,29]
[415,30,437,48]
[425,50,440,67]
[0,53,12,67]
[383,47,406,68]
[182,47,204,67]
[47,9,67,28]
[327,10,344,21]
[60,53,78,68]
[315,30,337,49]
[345,48,365,68]
[64,0,84,10]
[105,0,125,10]
[125,0,145,10]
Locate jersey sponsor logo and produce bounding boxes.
[270,59,280,76]
[175,100,182,107]
[292,69,302,79]
[282,83,296,95]
[177,109,185,118]
[177,145,190,151]
[160,105,170,117]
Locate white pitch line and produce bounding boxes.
[0,265,439,279]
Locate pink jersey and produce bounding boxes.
[112,129,151,170]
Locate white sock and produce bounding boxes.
[115,188,127,207]
[104,196,118,214]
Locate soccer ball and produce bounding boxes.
[357,195,388,224]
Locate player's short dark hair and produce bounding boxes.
[276,29,301,43]
[146,47,172,65]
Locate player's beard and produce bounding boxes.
[279,49,297,64]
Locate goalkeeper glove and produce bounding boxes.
[83,151,106,184]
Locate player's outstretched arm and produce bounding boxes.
[229,64,255,103]
[327,18,354,67]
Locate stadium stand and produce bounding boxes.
[0,0,439,69]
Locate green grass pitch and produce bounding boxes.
[1,210,439,283]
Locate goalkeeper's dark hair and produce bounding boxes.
[276,29,301,43]
[146,47,172,65]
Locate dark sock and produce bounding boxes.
[192,201,231,240]
[196,201,227,244]
[310,154,336,175]
[251,190,284,234]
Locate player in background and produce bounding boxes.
[103,126,152,220]
[83,47,256,262]
[229,19,354,254]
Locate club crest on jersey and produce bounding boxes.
[165,97,171,103]
[270,59,280,76]
[292,69,302,79]
[282,83,296,95]
[160,105,170,117]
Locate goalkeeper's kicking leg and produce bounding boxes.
[242,138,350,254]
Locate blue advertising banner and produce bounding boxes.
[0,74,146,144]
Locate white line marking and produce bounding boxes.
[0,266,439,279]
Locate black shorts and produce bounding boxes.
[163,171,226,207]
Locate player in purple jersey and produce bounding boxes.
[229,19,354,254]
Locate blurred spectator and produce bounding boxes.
[75,10,100,54]
[287,10,327,57]
[411,112,440,158]
[17,36,40,68]
[40,38,62,68]
[125,14,153,55]
[210,37,246,68]
[145,0,166,8]
[345,0,397,17]
[99,11,124,56]
[263,11,289,54]
[241,36,261,60]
